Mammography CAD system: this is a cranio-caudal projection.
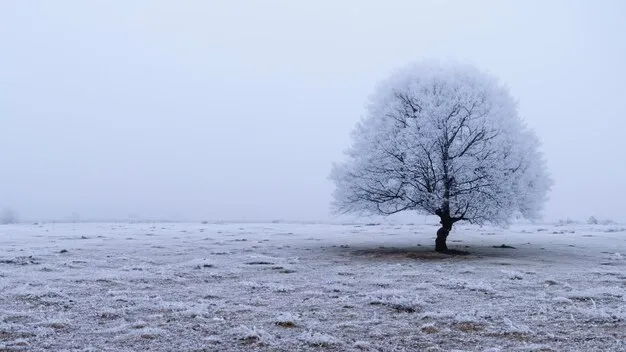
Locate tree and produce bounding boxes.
[0,207,18,225]
[69,212,81,223]
[330,61,552,253]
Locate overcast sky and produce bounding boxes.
[1,0,625,222]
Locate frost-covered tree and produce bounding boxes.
[0,207,18,225]
[330,61,551,253]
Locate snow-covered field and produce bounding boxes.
[1,222,625,351]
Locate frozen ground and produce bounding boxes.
[1,222,625,352]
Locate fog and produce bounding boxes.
[1,1,625,223]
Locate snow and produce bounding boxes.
[1,222,625,351]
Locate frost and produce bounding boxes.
[353,340,376,350]
[552,297,573,304]
[501,270,524,280]
[464,281,497,294]
[501,317,533,334]
[368,290,423,313]
[235,325,275,346]
[420,322,440,334]
[299,331,340,347]
[275,312,299,328]
[330,60,551,244]
[0,222,625,351]
[566,286,624,300]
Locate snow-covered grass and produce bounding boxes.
[1,222,625,351]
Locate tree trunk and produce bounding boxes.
[435,217,453,253]
[435,227,449,252]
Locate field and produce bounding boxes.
[1,222,625,351]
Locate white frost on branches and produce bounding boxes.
[330,61,551,225]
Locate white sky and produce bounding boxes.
[1,0,625,222]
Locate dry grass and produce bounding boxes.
[486,331,530,341]
[275,321,297,328]
[421,325,440,334]
[454,322,486,332]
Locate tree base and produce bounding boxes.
[436,248,470,255]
